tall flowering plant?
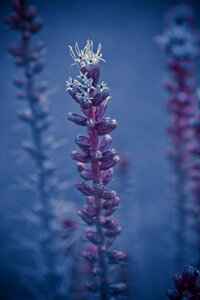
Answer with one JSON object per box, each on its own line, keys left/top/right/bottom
{"left": 156, "top": 4, "right": 200, "bottom": 268}
{"left": 66, "top": 40, "right": 126, "bottom": 299}
{"left": 5, "top": 1, "right": 71, "bottom": 298}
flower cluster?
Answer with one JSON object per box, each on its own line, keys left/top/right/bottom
{"left": 66, "top": 40, "right": 126, "bottom": 299}
{"left": 5, "top": 1, "right": 70, "bottom": 299}
{"left": 167, "top": 265, "right": 200, "bottom": 299}
{"left": 156, "top": 4, "right": 200, "bottom": 268}
{"left": 156, "top": 4, "right": 200, "bottom": 59}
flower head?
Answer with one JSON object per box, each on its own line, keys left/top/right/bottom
{"left": 69, "top": 40, "right": 105, "bottom": 67}
{"left": 156, "top": 5, "right": 200, "bottom": 59}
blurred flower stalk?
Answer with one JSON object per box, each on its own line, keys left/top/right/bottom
{"left": 5, "top": 1, "right": 76, "bottom": 299}
{"left": 66, "top": 40, "right": 126, "bottom": 299}
{"left": 156, "top": 4, "right": 200, "bottom": 268}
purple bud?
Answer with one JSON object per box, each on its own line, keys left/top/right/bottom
{"left": 107, "top": 250, "right": 126, "bottom": 264}
{"left": 76, "top": 162, "right": 87, "bottom": 172}
{"left": 91, "top": 267, "right": 99, "bottom": 275}
{"left": 79, "top": 205, "right": 97, "bottom": 225}
{"left": 103, "top": 196, "right": 120, "bottom": 210}
{"left": 99, "top": 135, "right": 112, "bottom": 152}
{"left": 95, "top": 102, "right": 108, "bottom": 119}
{"left": 101, "top": 148, "right": 118, "bottom": 162}
{"left": 82, "top": 251, "right": 98, "bottom": 263}
{"left": 100, "top": 155, "right": 120, "bottom": 170}
{"left": 92, "top": 89, "right": 109, "bottom": 106}
{"left": 95, "top": 117, "right": 117, "bottom": 135}
{"left": 102, "top": 169, "right": 113, "bottom": 185}
{"left": 75, "top": 181, "right": 94, "bottom": 196}
{"left": 86, "top": 229, "right": 101, "bottom": 245}
{"left": 71, "top": 150, "right": 91, "bottom": 163}
{"left": 80, "top": 169, "right": 93, "bottom": 180}
{"left": 110, "top": 283, "right": 126, "bottom": 295}
{"left": 75, "top": 134, "right": 91, "bottom": 147}
{"left": 102, "top": 189, "right": 117, "bottom": 200}
{"left": 86, "top": 196, "right": 95, "bottom": 206}
{"left": 68, "top": 112, "right": 87, "bottom": 126}
{"left": 18, "top": 108, "right": 32, "bottom": 122}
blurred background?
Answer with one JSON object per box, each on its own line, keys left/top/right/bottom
{"left": 0, "top": 0, "right": 200, "bottom": 299}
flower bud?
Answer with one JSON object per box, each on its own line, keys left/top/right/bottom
{"left": 75, "top": 181, "right": 94, "bottom": 196}
{"left": 68, "top": 112, "right": 87, "bottom": 126}
{"left": 79, "top": 205, "right": 97, "bottom": 225}
{"left": 80, "top": 169, "right": 93, "bottom": 181}
{"left": 76, "top": 162, "right": 87, "bottom": 172}
{"left": 95, "top": 117, "right": 117, "bottom": 135}
{"left": 100, "top": 155, "right": 120, "bottom": 170}
{"left": 110, "top": 283, "right": 126, "bottom": 295}
{"left": 102, "top": 169, "right": 113, "bottom": 185}
{"left": 92, "top": 89, "right": 109, "bottom": 106}
{"left": 101, "top": 148, "right": 118, "bottom": 162}
{"left": 18, "top": 108, "right": 33, "bottom": 122}
{"left": 75, "top": 134, "right": 91, "bottom": 147}
{"left": 102, "top": 189, "right": 117, "bottom": 200}
{"left": 103, "top": 196, "right": 120, "bottom": 210}
{"left": 99, "top": 135, "right": 112, "bottom": 152}
{"left": 107, "top": 250, "right": 126, "bottom": 264}
{"left": 86, "top": 229, "right": 101, "bottom": 245}
{"left": 95, "top": 102, "right": 108, "bottom": 119}
{"left": 71, "top": 150, "right": 91, "bottom": 163}
{"left": 82, "top": 251, "right": 98, "bottom": 263}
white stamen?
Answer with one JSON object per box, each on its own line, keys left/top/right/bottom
{"left": 68, "top": 40, "right": 105, "bottom": 67}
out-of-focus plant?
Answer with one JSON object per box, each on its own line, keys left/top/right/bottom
{"left": 167, "top": 265, "right": 200, "bottom": 299}
{"left": 156, "top": 4, "right": 200, "bottom": 268}
{"left": 66, "top": 40, "right": 127, "bottom": 299}
{"left": 188, "top": 96, "right": 200, "bottom": 268}
{"left": 5, "top": 1, "right": 76, "bottom": 299}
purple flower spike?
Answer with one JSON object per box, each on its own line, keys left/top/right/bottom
{"left": 66, "top": 40, "right": 126, "bottom": 299}
{"left": 167, "top": 266, "right": 200, "bottom": 299}
{"left": 156, "top": 4, "right": 200, "bottom": 268}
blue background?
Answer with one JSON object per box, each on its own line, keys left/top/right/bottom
{"left": 0, "top": 0, "right": 200, "bottom": 299}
